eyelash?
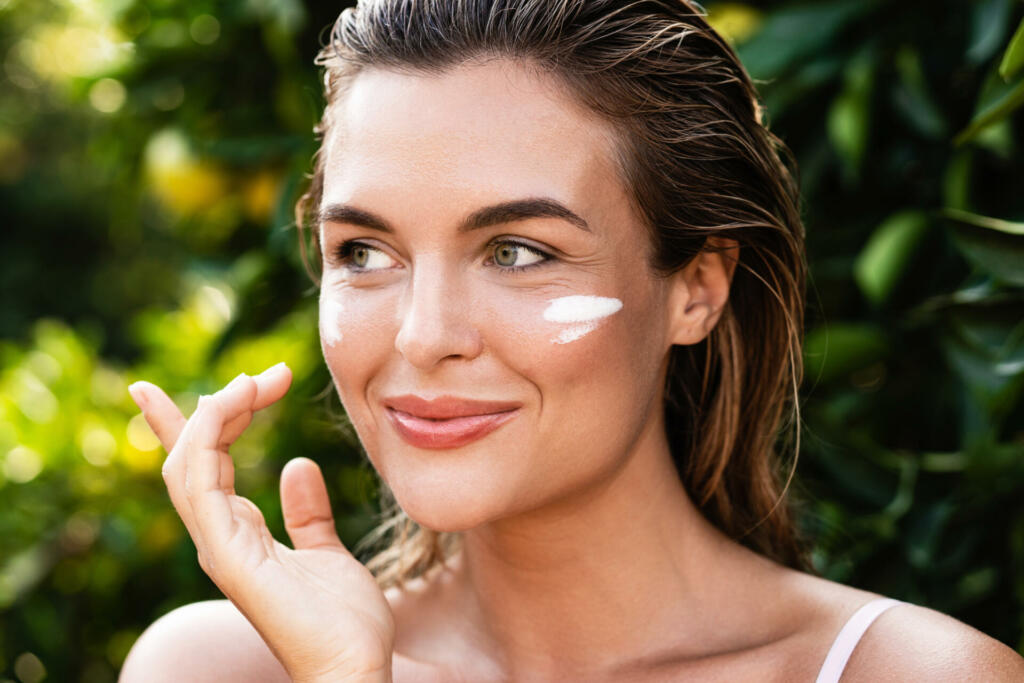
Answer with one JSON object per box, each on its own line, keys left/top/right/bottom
{"left": 330, "top": 239, "right": 553, "bottom": 275}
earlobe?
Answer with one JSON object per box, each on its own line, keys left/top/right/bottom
{"left": 665, "top": 236, "right": 740, "bottom": 347}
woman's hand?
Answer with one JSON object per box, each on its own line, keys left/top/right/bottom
{"left": 128, "top": 364, "right": 395, "bottom": 683}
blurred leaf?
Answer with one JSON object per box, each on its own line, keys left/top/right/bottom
{"left": 905, "top": 499, "right": 955, "bottom": 569}
{"left": 737, "top": 0, "right": 874, "bottom": 80}
{"left": 998, "top": 17, "right": 1024, "bottom": 81}
{"left": 942, "top": 208, "right": 1024, "bottom": 236}
{"left": 854, "top": 211, "right": 930, "bottom": 304}
{"left": 942, "top": 150, "right": 972, "bottom": 210}
{"left": 941, "top": 302, "right": 1024, "bottom": 427}
{"left": 954, "top": 66, "right": 1024, "bottom": 145}
{"left": 944, "top": 210, "right": 1024, "bottom": 285}
{"left": 828, "top": 47, "right": 874, "bottom": 182}
{"left": 967, "top": 0, "right": 1014, "bottom": 65}
{"left": 805, "top": 323, "right": 889, "bottom": 384}
{"left": 892, "top": 46, "right": 946, "bottom": 139}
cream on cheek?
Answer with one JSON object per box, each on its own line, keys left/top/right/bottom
{"left": 542, "top": 295, "right": 623, "bottom": 344}
{"left": 318, "top": 273, "right": 347, "bottom": 348}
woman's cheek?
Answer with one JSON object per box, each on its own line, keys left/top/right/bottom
{"left": 318, "top": 280, "right": 395, "bottom": 375}
{"left": 481, "top": 292, "right": 627, "bottom": 386}
{"left": 541, "top": 294, "right": 623, "bottom": 345}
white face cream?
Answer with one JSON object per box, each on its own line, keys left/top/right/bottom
{"left": 319, "top": 288, "right": 344, "bottom": 348}
{"left": 543, "top": 295, "right": 623, "bottom": 344}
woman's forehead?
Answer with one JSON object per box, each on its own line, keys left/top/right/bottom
{"left": 320, "top": 60, "right": 625, "bottom": 222}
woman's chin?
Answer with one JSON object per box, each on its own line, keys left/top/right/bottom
{"left": 387, "top": 482, "right": 505, "bottom": 533}
{"left": 398, "top": 497, "right": 494, "bottom": 533}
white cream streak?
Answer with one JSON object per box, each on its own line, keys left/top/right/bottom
{"left": 319, "top": 296, "right": 345, "bottom": 347}
{"left": 543, "top": 295, "right": 622, "bottom": 344}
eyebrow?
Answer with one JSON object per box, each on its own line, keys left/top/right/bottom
{"left": 317, "top": 197, "right": 591, "bottom": 235}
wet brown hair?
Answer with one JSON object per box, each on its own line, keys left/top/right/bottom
{"left": 295, "top": 0, "right": 810, "bottom": 588}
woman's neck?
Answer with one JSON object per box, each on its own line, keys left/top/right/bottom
{"left": 436, "top": 406, "right": 784, "bottom": 680}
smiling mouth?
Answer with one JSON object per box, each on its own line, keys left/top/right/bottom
{"left": 385, "top": 407, "right": 519, "bottom": 450}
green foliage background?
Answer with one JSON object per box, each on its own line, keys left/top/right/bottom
{"left": 0, "top": 0, "right": 1022, "bottom": 680}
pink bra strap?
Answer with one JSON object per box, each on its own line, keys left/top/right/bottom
{"left": 814, "top": 597, "right": 903, "bottom": 683}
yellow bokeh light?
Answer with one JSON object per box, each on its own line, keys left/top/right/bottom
{"left": 32, "top": 23, "right": 132, "bottom": 80}
{"left": 706, "top": 3, "right": 762, "bottom": 45}
{"left": 242, "top": 169, "right": 281, "bottom": 223}
{"left": 3, "top": 446, "right": 43, "bottom": 483}
{"left": 11, "top": 368, "right": 58, "bottom": 423}
{"left": 144, "top": 129, "right": 229, "bottom": 215}
{"left": 194, "top": 284, "right": 235, "bottom": 332}
{"left": 126, "top": 413, "right": 160, "bottom": 452}
{"left": 89, "top": 77, "right": 126, "bottom": 113}
{"left": 80, "top": 425, "right": 116, "bottom": 466}
{"left": 190, "top": 14, "right": 220, "bottom": 45}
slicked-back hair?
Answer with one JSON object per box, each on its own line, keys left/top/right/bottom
{"left": 295, "top": 0, "right": 811, "bottom": 589}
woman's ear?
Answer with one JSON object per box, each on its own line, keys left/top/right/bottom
{"left": 666, "top": 236, "right": 740, "bottom": 346}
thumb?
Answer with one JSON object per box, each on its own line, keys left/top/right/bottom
{"left": 280, "top": 457, "right": 347, "bottom": 552}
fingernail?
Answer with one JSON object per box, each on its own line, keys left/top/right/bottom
{"left": 227, "top": 372, "right": 248, "bottom": 388}
{"left": 128, "top": 383, "right": 148, "bottom": 411}
{"left": 263, "top": 361, "right": 288, "bottom": 375}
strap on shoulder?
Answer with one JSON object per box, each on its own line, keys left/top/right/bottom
{"left": 814, "top": 597, "right": 903, "bottom": 683}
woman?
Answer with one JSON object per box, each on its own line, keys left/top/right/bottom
{"left": 120, "top": 1, "right": 1024, "bottom": 681}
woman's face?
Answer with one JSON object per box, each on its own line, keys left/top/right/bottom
{"left": 318, "top": 59, "right": 676, "bottom": 531}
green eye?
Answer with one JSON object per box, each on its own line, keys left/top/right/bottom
{"left": 491, "top": 240, "right": 547, "bottom": 271}
{"left": 332, "top": 241, "right": 396, "bottom": 271}
{"left": 494, "top": 243, "right": 518, "bottom": 267}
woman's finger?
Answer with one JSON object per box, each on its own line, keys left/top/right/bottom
{"left": 252, "top": 362, "right": 292, "bottom": 410}
{"left": 128, "top": 362, "right": 292, "bottom": 453}
{"left": 163, "top": 402, "right": 211, "bottom": 563}
{"left": 184, "top": 395, "right": 239, "bottom": 570}
{"left": 128, "top": 381, "right": 186, "bottom": 453}
{"left": 280, "top": 457, "right": 348, "bottom": 552}
{"left": 219, "top": 363, "right": 292, "bottom": 444}
{"left": 165, "top": 373, "right": 253, "bottom": 560}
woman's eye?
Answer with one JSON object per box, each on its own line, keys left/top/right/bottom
{"left": 489, "top": 240, "right": 550, "bottom": 272}
{"left": 332, "top": 241, "right": 397, "bottom": 272}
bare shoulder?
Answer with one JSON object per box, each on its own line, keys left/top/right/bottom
{"left": 119, "top": 599, "right": 289, "bottom": 683}
{"left": 842, "top": 600, "right": 1024, "bottom": 682}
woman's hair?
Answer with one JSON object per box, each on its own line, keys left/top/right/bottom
{"left": 294, "top": 0, "right": 810, "bottom": 588}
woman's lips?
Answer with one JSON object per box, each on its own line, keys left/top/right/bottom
{"left": 385, "top": 406, "right": 519, "bottom": 449}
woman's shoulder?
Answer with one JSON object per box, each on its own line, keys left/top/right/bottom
{"left": 786, "top": 571, "right": 1024, "bottom": 682}
{"left": 119, "top": 599, "right": 290, "bottom": 682}
{"left": 838, "top": 597, "right": 1024, "bottom": 681}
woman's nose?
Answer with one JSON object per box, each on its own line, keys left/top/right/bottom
{"left": 393, "top": 261, "right": 483, "bottom": 369}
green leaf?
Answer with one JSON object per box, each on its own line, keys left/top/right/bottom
{"left": 942, "top": 150, "right": 973, "bottom": 210}
{"left": 954, "top": 67, "right": 1024, "bottom": 145}
{"left": 854, "top": 211, "right": 930, "bottom": 304}
{"left": 944, "top": 211, "right": 1024, "bottom": 285}
{"left": 967, "top": 0, "right": 1014, "bottom": 65}
{"left": 804, "top": 323, "right": 888, "bottom": 384}
{"left": 737, "top": 0, "right": 875, "bottom": 80}
{"left": 892, "top": 46, "right": 946, "bottom": 139}
{"left": 827, "top": 48, "right": 875, "bottom": 182}
{"left": 999, "top": 17, "right": 1024, "bottom": 81}
{"left": 941, "top": 208, "right": 1024, "bottom": 235}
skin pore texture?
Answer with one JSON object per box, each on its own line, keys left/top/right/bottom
{"left": 310, "top": 58, "right": 1022, "bottom": 682}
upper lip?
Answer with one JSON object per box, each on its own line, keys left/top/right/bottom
{"left": 383, "top": 394, "right": 522, "bottom": 419}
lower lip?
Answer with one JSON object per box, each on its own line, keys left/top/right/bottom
{"left": 385, "top": 407, "right": 519, "bottom": 449}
